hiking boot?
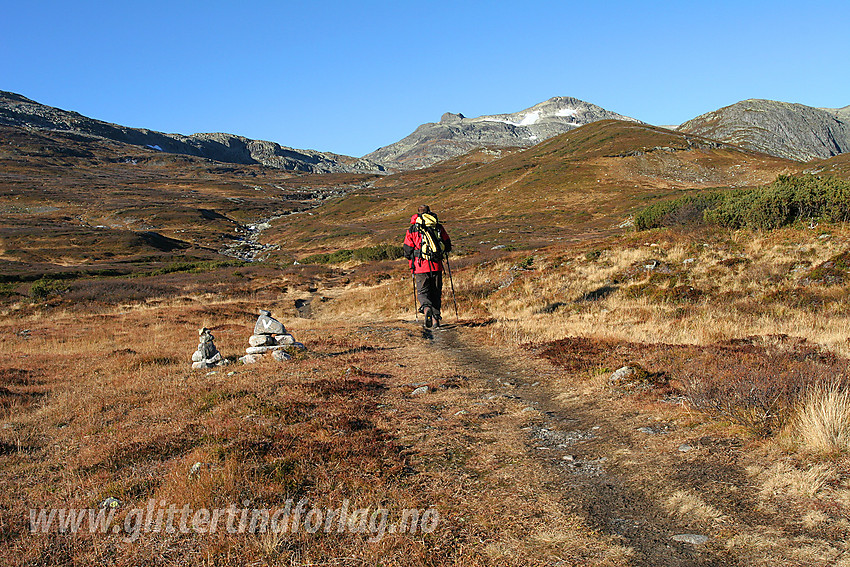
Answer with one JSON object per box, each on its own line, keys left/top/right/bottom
{"left": 424, "top": 307, "right": 433, "bottom": 328}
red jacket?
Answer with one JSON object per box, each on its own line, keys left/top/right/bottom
{"left": 403, "top": 214, "right": 452, "bottom": 274}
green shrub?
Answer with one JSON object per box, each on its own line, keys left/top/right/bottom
{"left": 144, "top": 260, "right": 245, "bottom": 277}
{"left": 352, "top": 244, "right": 404, "bottom": 262}
{"left": 635, "top": 175, "right": 850, "bottom": 231}
{"left": 706, "top": 175, "right": 850, "bottom": 230}
{"left": 0, "top": 282, "right": 19, "bottom": 297}
{"left": 301, "top": 250, "right": 354, "bottom": 264}
{"left": 634, "top": 192, "right": 724, "bottom": 230}
{"left": 30, "top": 277, "right": 69, "bottom": 300}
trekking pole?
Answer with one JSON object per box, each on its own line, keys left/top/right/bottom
{"left": 411, "top": 272, "right": 418, "bottom": 321}
{"left": 444, "top": 254, "right": 460, "bottom": 323}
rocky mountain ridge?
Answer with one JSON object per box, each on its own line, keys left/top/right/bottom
{"left": 678, "top": 99, "right": 850, "bottom": 162}
{"left": 363, "top": 96, "right": 641, "bottom": 170}
{"left": 0, "top": 91, "right": 384, "bottom": 174}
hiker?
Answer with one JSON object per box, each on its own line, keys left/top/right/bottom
{"left": 403, "top": 205, "right": 452, "bottom": 328}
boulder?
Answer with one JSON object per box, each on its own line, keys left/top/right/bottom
{"left": 245, "top": 345, "right": 286, "bottom": 355}
{"left": 198, "top": 341, "right": 218, "bottom": 360}
{"left": 609, "top": 366, "right": 637, "bottom": 385}
{"left": 671, "top": 534, "right": 709, "bottom": 545}
{"left": 254, "top": 309, "right": 285, "bottom": 335}
{"left": 273, "top": 334, "right": 295, "bottom": 345}
{"left": 249, "top": 334, "right": 275, "bottom": 347}
{"left": 272, "top": 349, "right": 292, "bottom": 362}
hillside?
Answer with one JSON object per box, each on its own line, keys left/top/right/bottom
{"left": 0, "top": 91, "right": 385, "bottom": 174}
{"left": 679, "top": 99, "right": 850, "bottom": 161}
{"left": 268, "top": 120, "right": 797, "bottom": 257}
{"left": 7, "top": 95, "right": 850, "bottom": 567}
{"left": 0, "top": 124, "right": 376, "bottom": 274}
{"left": 363, "top": 96, "right": 640, "bottom": 170}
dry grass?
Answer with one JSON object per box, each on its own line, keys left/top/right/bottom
{"left": 664, "top": 490, "right": 727, "bottom": 524}
{"left": 757, "top": 461, "right": 839, "bottom": 500}
{"left": 0, "top": 281, "right": 639, "bottom": 566}
{"left": 460, "top": 225, "right": 850, "bottom": 357}
{"left": 796, "top": 383, "right": 850, "bottom": 453}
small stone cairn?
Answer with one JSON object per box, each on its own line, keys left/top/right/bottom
{"left": 191, "top": 328, "right": 228, "bottom": 370}
{"left": 238, "top": 309, "right": 305, "bottom": 364}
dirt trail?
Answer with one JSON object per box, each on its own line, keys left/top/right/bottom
{"left": 425, "top": 324, "right": 733, "bottom": 567}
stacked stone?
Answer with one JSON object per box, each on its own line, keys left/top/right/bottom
{"left": 238, "top": 309, "right": 305, "bottom": 364}
{"left": 191, "top": 328, "right": 228, "bottom": 369}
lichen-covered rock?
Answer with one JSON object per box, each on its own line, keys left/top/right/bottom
{"left": 272, "top": 349, "right": 291, "bottom": 362}
{"left": 609, "top": 366, "right": 637, "bottom": 385}
{"left": 245, "top": 345, "right": 286, "bottom": 355}
{"left": 254, "top": 309, "right": 285, "bottom": 335}
{"left": 249, "top": 334, "right": 275, "bottom": 347}
{"left": 273, "top": 333, "right": 295, "bottom": 345}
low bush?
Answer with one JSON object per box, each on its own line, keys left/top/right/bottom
{"left": 143, "top": 260, "right": 246, "bottom": 277}
{"left": 29, "top": 277, "right": 69, "bottom": 301}
{"left": 707, "top": 175, "right": 850, "bottom": 229}
{"left": 352, "top": 244, "right": 404, "bottom": 262}
{"left": 681, "top": 338, "right": 847, "bottom": 437}
{"left": 0, "top": 282, "right": 19, "bottom": 297}
{"left": 634, "top": 192, "right": 724, "bottom": 230}
{"left": 540, "top": 335, "right": 847, "bottom": 438}
{"left": 635, "top": 175, "right": 850, "bottom": 231}
{"left": 64, "top": 280, "right": 178, "bottom": 304}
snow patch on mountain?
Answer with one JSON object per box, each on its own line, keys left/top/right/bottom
{"left": 483, "top": 111, "right": 540, "bottom": 127}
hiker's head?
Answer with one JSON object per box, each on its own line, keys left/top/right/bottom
{"left": 418, "top": 205, "right": 431, "bottom": 215}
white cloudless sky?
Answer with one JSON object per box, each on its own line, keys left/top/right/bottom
{"left": 2, "top": 0, "right": 848, "bottom": 157}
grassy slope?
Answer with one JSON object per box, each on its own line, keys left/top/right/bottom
{"left": 0, "top": 125, "right": 375, "bottom": 270}
{"left": 4, "top": 119, "right": 850, "bottom": 565}
{"left": 265, "top": 120, "right": 797, "bottom": 258}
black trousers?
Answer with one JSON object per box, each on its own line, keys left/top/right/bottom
{"left": 414, "top": 272, "right": 443, "bottom": 317}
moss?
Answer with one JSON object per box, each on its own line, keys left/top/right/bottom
{"left": 805, "top": 250, "right": 850, "bottom": 285}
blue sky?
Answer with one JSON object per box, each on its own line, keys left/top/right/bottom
{"left": 2, "top": 0, "right": 848, "bottom": 157}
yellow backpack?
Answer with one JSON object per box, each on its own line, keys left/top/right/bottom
{"left": 415, "top": 213, "right": 445, "bottom": 262}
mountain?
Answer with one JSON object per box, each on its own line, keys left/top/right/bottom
{"left": 0, "top": 91, "right": 384, "bottom": 174}
{"left": 363, "top": 96, "right": 640, "bottom": 171}
{"left": 269, "top": 119, "right": 797, "bottom": 257}
{"left": 678, "top": 99, "right": 850, "bottom": 162}
{"left": 0, "top": 122, "right": 376, "bottom": 269}
{"left": 824, "top": 105, "right": 850, "bottom": 121}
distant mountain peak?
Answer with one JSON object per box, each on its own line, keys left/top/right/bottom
{"left": 0, "top": 90, "right": 385, "bottom": 174}
{"left": 679, "top": 99, "right": 850, "bottom": 162}
{"left": 364, "top": 97, "right": 640, "bottom": 170}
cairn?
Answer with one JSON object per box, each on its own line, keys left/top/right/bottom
{"left": 238, "top": 309, "right": 305, "bottom": 364}
{"left": 191, "top": 328, "right": 228, "bottom": 369}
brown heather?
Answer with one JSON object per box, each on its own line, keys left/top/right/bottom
{"left": 5, "top": 118, "right": 850, "bottom": 565}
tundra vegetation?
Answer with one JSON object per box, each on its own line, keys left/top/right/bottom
{"left": 3, "top": 120, "right": 850, "bottom": 566}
